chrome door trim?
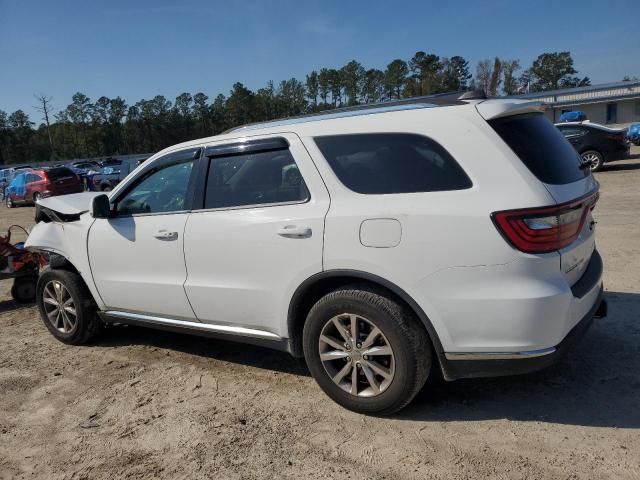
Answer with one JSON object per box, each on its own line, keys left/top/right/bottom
{"left": 103, "top": 310, "right": 281, "bottom": 340}
{"left": 444, "top": 347, "right": 556, "bottom": 361}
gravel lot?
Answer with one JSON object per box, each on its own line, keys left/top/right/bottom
{"left": 1, "top": 149, "right": 639, "bottom": 479}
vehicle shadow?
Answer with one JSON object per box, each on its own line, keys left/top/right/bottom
{"left": 602, "top": 158, "right": 640, "bottom": 172}
{"left": 398, "top": 291, "right": 640, "bottom": 429}
{"left": 0, "top": 299, "right": 34, "bottom": 314}
{"left": 94, "top": 324, "right": 310, "bottom": 377}
{"left": 91, "top": 291, "right": 639, "bottom": 428}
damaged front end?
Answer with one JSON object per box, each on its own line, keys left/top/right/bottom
{"left": 25, "top": 192, "right": 106, "bottom": 309}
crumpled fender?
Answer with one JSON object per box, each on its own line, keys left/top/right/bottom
{"left": 25, "top": 206, "right": 105, "bottom": 309}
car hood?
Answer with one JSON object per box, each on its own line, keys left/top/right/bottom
{"left": 37, "top": 192, "right": 102, "bottom": 215}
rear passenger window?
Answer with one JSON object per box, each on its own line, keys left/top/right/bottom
{"left": 204, "top": 149, "right": 309, "bottom": 209}
{"left": 314, "top": 133, "right": 471, "bottom": 194}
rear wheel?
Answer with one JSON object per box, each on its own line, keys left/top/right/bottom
{"left": 6, "top": 196, "right": 14, "bottom": 208}
{"left": 36, "top": 269, "right": 102, "bottom": 345}
{"left": 33, "top": 191, "right": 41, "bottom": 203}
{"left": 303, "top": 286, "right": 431, "bottom": 414}
{"left": 581, "top": 150, "right": 604, "bottom": 172}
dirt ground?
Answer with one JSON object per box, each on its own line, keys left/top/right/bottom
{"left": 1, "top": 150, "right": 639, "bottom": 480}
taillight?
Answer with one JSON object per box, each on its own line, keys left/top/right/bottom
{"left": 492, "top": 191, "right": 598, "bottom": 253}
{"left": 606, "top": 133, "right": 624, "bottom": 141}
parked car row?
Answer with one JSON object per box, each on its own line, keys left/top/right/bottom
{"left": 1, "top": 157, "right": 147, "bottom": 207}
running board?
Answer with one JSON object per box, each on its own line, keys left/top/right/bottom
{"left": 98, "top": 311, "right": 292, "bottom": 353}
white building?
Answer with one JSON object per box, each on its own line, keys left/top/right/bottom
{"left": 516, "top": 80, "right": 640, "bottom": 126}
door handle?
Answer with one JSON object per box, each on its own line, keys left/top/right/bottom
{"left": 277, "top": 225, "right": 312, "bottom": 238}
{"left": 154, "top": 230, "right": 178, "bottom": 240}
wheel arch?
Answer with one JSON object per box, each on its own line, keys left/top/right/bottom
{"left": 287, "top": 270, "right": 446, "bottom": 365}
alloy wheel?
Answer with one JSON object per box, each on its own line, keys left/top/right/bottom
{"left": 318, "top": 313, "right": 395, "bottom": 397}
{"left": 581, "top": 152, "right": 601, "bottom": 170}
{"left": 42, "top": 280, "right": 78, "bottom": 333}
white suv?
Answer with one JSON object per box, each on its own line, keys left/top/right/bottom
{"left": 26, "top": 93, "right": 606, "bottom": 414}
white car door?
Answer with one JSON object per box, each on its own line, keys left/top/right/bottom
{"left": 183, "top": 134, "right": 330, "bottom": 337}
{"left": 88, "top": 148, "right": 200, "bottom": 319}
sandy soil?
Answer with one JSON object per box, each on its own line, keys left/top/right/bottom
{"left": 1, "top": 149, "right": 639, "bottom": 479}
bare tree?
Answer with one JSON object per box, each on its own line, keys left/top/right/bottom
{"left": 475, "top": 59, "right": 492, "bottom": 94}
{"left": 34, "top": 93, "right": 56, "bottom": 159}
{"left": 488, "top": 58, "right": 503, "bottom": 97}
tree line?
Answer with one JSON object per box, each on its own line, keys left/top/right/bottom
{"left": 0, "top": 50, "right": 593, "bottom": 164}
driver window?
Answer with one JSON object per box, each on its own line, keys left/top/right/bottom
{"left": 116, "top": 154, "right": 196, "bottom": 216}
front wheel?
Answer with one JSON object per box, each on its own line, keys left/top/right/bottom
{"left": 36, "top": 269, "right": 103, "bottom": 345}
{"left": 581, "top": 150, "right": 604, "bottom": 172}
{"left": 6, "top": 196, "right": 14, "bottom": 208}
{"left": 303, "top": 286, "right": 431, "bottom": 414}
{"left": 33, "top": 191, "right": 42, "bottom": 203}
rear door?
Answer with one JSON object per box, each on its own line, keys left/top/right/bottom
{"left": 485, "top": 111, "right": 599, "bottom": 285}
{"left": 183, "top": 133, "right": 330, "bottom": 336}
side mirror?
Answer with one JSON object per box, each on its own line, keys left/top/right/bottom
{"left": 92, "top": 194, "right": 111, "bottom": 219}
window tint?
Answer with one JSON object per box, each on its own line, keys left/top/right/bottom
{"left": 116, "top": 155, "right": 195, "bottom": 215}
{"left": 558, "top": 127, "right": 584, "bottom": 137}
{"left": 204, "top": 149, "right": 309, "bottom": 209}
{"left": 46, "top": 167, "right": 75, "bottom": 180}
{"left": 489, "top": 113, "right": 588, "bottom": 185}
{"left": 314, "top": 133, "right": 471, "bottom": 194}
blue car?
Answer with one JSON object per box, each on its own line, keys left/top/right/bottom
{"left": 559, "top": 110, "right": 587, "bottom": 122}
{"left": 627, "top": 123, "right": 640, "bottom": 146}
{"left": 67, "top": 161, "right": 102, "bottom": 190}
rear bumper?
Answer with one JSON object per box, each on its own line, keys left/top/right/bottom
{"left": 603, "top": 144, "right": 631, "bottom": 162}
{"left": 440, "top": 287, "right": 605, "bottom": 380}
{"left": 43, "top": 185, "right": 84, "bottom": 197}
{"left": 437, "top": 249, "right": 605, "bottom": 380}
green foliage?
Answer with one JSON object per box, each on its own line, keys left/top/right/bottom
{"left": 0, "top": 50, "right": 592, "bottom": 165}
{"left": 530, "top": 51, "right": 577, "bottom": 91}
{"left": 384, "top": 59, "right": 409, "bottom": 99}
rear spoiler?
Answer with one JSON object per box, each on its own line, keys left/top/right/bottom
{"left": 476, "top": 100, "right": 546, "bottom": 121}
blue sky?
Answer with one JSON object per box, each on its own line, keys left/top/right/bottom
{"left": 1, "top": 0, "right": 638, "bottom": 122}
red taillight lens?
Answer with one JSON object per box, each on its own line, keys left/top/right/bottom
{"left": 492, "top": 191, "right": 598, "bottom": 253}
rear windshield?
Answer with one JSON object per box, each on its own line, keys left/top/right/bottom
{"left": 489, "top": 113, "right": 588, "bottom": 185}
{"left": 314, "top": 133, "right": 472, "bottom": 194}
{"left": 46, "top": 167, "right": 76, "bottom": 180}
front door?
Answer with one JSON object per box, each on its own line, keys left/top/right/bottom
{"left": 183, "top": 134, "right": 330, "bottom": 336}
{"left": 88, "top": 148, "right": 200, "bottom": 319}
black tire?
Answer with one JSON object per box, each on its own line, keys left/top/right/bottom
{"left": 36, "top": 269, "right": 102, "bottom": 345}
{"left": 11, "top": 276, "right": 37, "bottom": 304}
{"left": 101, "top": 185, "right": 112, "bottom": 192}
{"left": 6, "top": 196, "right": 14, "bottom": 208}
{"left": 303, "top": 285, "right": 431, "bottom": 415}
{"left": 581, "top": 150, "right": 604, "bottom": 172}
{"left": 33, "top": 191, "right": 42, "bottom": 203}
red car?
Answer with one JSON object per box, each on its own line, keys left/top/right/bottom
{"left": 5, "top": 167, "right": 84, "bottom": 207}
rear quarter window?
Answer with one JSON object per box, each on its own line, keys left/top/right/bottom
{"left": 314, "top": 133, "right": 472, "bottom": 194}
{"left": 489, "top": 113, "right": 588, "bottom": 185}
{"left": 46, "top": 167, "right": 76, "bottom": 180}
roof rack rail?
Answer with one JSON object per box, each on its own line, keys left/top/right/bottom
{"left": 224, "top": 90, "right": 487, "bottom": 134}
